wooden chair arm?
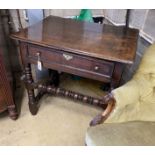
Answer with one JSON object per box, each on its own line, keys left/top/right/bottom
{"left": 89, "top": 93, "right": 115, "bottom": 126}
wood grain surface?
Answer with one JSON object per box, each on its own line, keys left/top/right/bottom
{"left": 11, "top": 15, "right": 139, "bottom": 64}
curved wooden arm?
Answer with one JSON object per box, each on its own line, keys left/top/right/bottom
{"left": 89, "top": 93, "right": 115, "bottom": 126}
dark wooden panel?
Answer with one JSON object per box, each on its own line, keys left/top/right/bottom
{"left": 0, "top": 86, "right": 7, "bottom": 112}
{"left": 28, "top": 44, "right": 114, "bottom": 82}
{"left": 29, "top": 58, "right": 111, "bottom": 83}
{"left": 0, "top": 53, "right": 18, "bottom": 119}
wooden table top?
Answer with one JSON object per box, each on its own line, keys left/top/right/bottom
{"left": 11, "top": 15, "right": 139, "bottom": 64}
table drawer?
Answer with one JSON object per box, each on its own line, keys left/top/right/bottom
{"left": 61, "top": 53, "right": 114, "bottom": 77}
{"left": 28, "top": 45, "right": 114, "bottom": 79}
{"left": 28, "top": 45, "right": 62, "bottom": 64}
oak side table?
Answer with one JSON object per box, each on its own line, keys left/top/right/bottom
{"left": 11, "top": 15, "right": 138, "bottom": 125}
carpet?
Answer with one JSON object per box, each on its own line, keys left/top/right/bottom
{"left": 0, "top": 73, "right": 104, "bottom": 145}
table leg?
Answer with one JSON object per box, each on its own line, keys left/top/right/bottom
{"left": 25, "top": 64, "right": 38, "bottom": 115}
{"left": 48, "top": 69, "right": 60, "bottom": 87}
{"left": 8, "top": 105, "right": 18, "bottom": 120}
{"left": 111, "top": 63, "right": 124, "bottom": 90}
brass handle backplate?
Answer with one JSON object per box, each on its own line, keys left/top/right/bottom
{"left": 63, "top": 53, "right": 73, "bottom": 61}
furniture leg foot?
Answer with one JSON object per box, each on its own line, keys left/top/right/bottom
{"left": 8, "top": 105, "right": 18, "bottom": 120}
{"left": 28, "top": 101, "right": 38, "bottom": 115}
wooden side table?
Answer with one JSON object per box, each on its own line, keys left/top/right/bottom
{"left": 11, "top": 15, "right": 138, "bottom": 125}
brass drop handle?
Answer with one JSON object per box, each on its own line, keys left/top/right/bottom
{"left": 36, "top": 52, "right": 41, "bottom": 59}
{"left": 63, "top": 53, "right": 73, "bottom": 61}
{"left": 94, "top": 66, "right": 99, "bottom": 71}
{"left": 36, "top": 52, "right": 42, "bottom": 71}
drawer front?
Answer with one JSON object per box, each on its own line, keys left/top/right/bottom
{"left": 28, "top": 45, "right": 63, "bottom": 64}
{"left": 61, "top": 53, "right": 114, "bottom": 77}
{"left": 28, "top": 45, "right": 114, "bottom": 80}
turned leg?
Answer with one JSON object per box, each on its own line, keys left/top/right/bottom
{"left": 8, "top": 105, "right": 18, "bottom": 120}
{"left": 48, "top": 69, "right": 60, "bottom": 87}
{"left": 25, "top": 64, "right": 38, "bottom": 115}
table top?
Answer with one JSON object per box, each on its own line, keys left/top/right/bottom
{"left": 11, "top": 15, "right": 139, "bottom": 64}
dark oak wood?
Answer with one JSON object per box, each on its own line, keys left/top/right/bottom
{"left": 0, "top": 53, "right": 18, "bottom": 119}
{"left": 39, "top": 84, "right": 107, "bottom": 108}
{"left": 28, "top": 44, "right": 114, "bottom": 83}
{"left": 0, "top": 10, "right": 18, "bottom": 120}
{"left": 11, "top": 15, "right": 139, "bottom": 64}
{"left": 111, "top": 62, "right": 125, "bottom": 90}
{"left": 90, "top": 93, "right": 115, "bottom": 126}
{"left": 25, "top": 64, "right": 38, "bottom": 115}
{"left": 10, "top": 15, "right": 138, "bottom": 125}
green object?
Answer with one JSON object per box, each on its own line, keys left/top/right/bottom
{"left": 74, "top": 9, "right": 93, "bottom": 22}
{"left": 86, "top": 121, "right": 155, "bottom": 145}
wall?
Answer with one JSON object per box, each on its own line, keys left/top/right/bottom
{"left": 44, "top": 9, "right": 104, "bottom": 17}
{"left": 104, "top": 9, "right": 127, "bottom": 25}
{"left": 9, "top": 9, "right": 104, "bottom": 31}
